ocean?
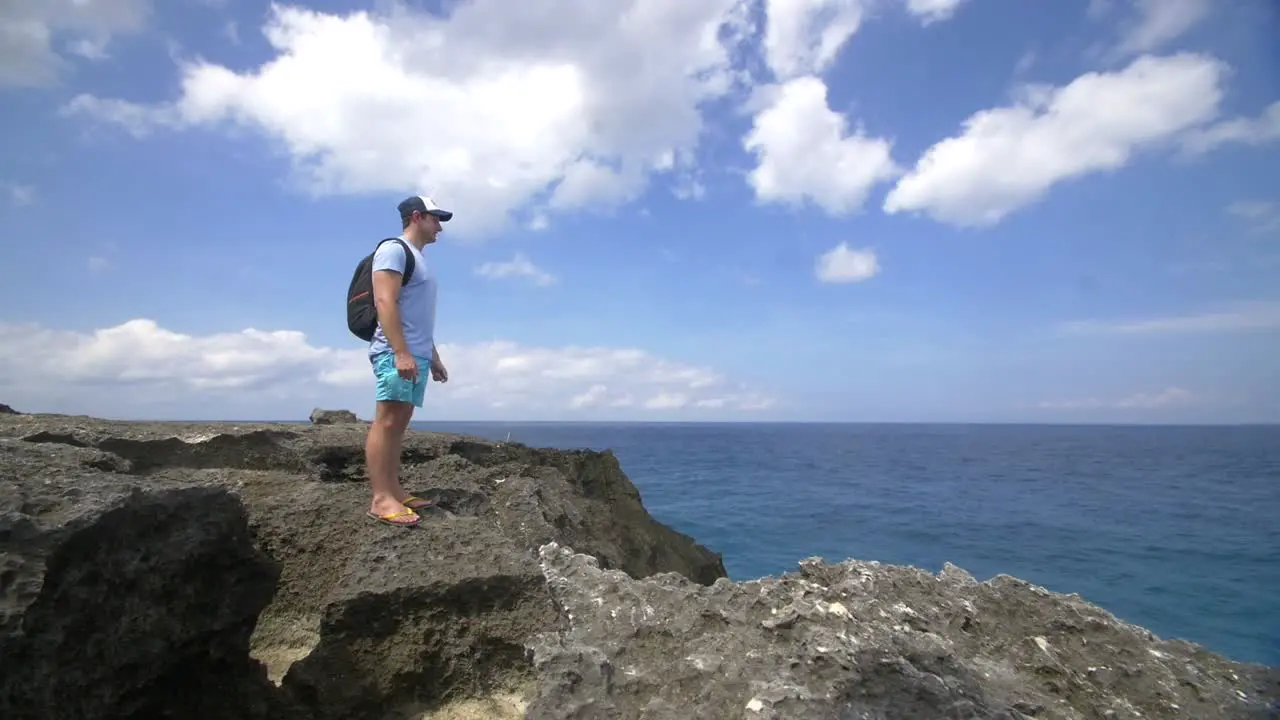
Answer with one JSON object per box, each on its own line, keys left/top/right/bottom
{"left": 412, "top": 420, "right": 1280, "bottom": 667}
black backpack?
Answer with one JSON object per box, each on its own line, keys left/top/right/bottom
{"left": 346, "top": 237, "right": 416, "bottom": 341}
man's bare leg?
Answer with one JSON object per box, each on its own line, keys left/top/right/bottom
{"left": 366, "top": 400, "right": 415, "bottom": 520}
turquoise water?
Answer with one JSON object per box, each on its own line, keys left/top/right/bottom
{"left": 413, "top": 421, "right": 1280, "bottom": 666}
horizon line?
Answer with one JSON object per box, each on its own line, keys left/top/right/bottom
{"left": 24, "top": 414, "right": 1278, "bottom": 429}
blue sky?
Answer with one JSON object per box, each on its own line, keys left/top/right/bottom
{"left": 0, "top": 0, "right": 1277, "bottom": 423}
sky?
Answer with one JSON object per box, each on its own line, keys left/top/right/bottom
{"left": 0, "top": 0, "right": 1278, "bottom": 424}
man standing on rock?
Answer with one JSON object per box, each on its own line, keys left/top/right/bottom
{"left": 364, "top": 195, "right": 451, "bottom": 527}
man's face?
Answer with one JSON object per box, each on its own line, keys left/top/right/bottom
{"left": 416, "top": 211, "right": 442, "bottom": 241}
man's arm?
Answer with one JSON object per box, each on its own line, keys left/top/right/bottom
{"left": 371, "top": 242, "right": 418, "bottom": 381}
{"left": 429, "top": 343, "right": 448, "bottom": 382}
{"left": 372, "top": 268, "right": 408, "bottom": 353}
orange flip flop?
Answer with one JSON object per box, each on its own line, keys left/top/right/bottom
{"left": 403, "top": 495, "right": 436, "bottom": 511}
{"left": 366, "top": 508, "right": 421, "bottom": 527}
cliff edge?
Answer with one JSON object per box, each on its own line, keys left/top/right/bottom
{"left": 0, "top": 410, "right": 1275, "bottom": 720}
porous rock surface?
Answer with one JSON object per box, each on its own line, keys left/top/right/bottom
{"left": 527, "top": 545, "right": 1279, "bottom": 719}
{"left": 0, "top": 410, "right": 724, "bottom": 719}
{"left": 1, "top": 409, "right": 1276, "bottom": 720}
{"left": 0, "top": 435, "right": 284, "bottom": 719}
{"left": 310, "top": 407, "right": 360, "bottom": 425}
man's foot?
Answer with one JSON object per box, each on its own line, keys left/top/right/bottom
{"left": 367, "top": 496, "right": 420, "bottom": 527}
{"left": 367, "top": 507, "right": 420, "bottom": 527}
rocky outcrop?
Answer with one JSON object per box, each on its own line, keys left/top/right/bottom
{"left": 528, "top": 545, "right": 1279, "bottom": 719}
{"left": 0, "top": 403, "right": 18, "bottom": 414}
{"left": 1, "top": 409, "right": 1276, "bottom": 720}
{"left": 0, "top": 411, "right": 724, "bottom": 719}
{"left": 310, "top": 408, "right": 359, "bottom": 424}
{"left": 0, "top": 437, "right": 286, "bottom": 720}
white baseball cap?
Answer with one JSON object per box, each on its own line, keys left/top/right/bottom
{"left": 397, "top": 195, "right": 452, "bottom": 222}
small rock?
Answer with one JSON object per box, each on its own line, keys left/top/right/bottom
{"left": 762, "top": 605, "right": 800, "bottom": 630}
{"left": 309, "top": 408, "right": 359, "bottom": 425}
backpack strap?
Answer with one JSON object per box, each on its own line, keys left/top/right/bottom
{"left": 396, "top": 238, "right": 416, "bottom": 285}
{"left": 376, "top": 237, "right": 416, "bottom": 286}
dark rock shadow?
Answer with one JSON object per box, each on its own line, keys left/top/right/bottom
{"left": 413, "top": 487, "right": 491, "bottom": 517}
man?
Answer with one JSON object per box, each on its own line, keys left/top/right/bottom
{"left": 364, "top": 195, "right": 452, "bottom": 527}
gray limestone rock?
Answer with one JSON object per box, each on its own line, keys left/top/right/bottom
{"left": 1, "top": 411, "right": 1275, "bottom": 720}
{"left": 525, "top": 545, "right": 1280, "bottom": 720}
{"left": 309, "top": 408, "right": 360, "bottom": 425}
{"left": 0, "top": 412, "right": 725, "bottom": 719}
{"left": 0, "top": 438, "right": 284, "bottom": 720}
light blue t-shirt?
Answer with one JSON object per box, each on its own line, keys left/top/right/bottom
{"left": 368, "top": 238, "right": 437, "bottom": 359}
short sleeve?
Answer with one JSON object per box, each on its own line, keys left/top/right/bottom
{"left": 371, "top": 241, "right": 407, "bottom": 275}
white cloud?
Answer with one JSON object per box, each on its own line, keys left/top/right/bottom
{"left": 643, "top": 392, "right": 689, "bottom": 410}
{"left": 0, "top": 0, "right": 149, "bottom": 87}
{"left": 815, "top": 242, "right": 879, "bottom": 283}
{"left": 547, "top": 159, "right": 646, "bottom": 211}
{"left": 743, "top": 75, "right": 899, "bottom": 215}
{"left": 883, "top": 52, "right": 1227, "bottom": 227}
{"left": 9, "top": 184, "right": 35, "bottom": 207}
{"left": 1087, "top": 0, "right": 1115, "bottom": 19}
{"left": 1227, "top": 200, "right": 1280, "bottom": 236}
{"left": 61, "top": 94, "right": 169, "bottom": 138}
{"left": 66, "top": 37, "right": 111, "bottom": 62}
{"left": 88, "top": 257, "right": 111, "bottom": 274}
{"left": 1059, "top": 300, "right": 1280, "bottom": 335}
{"left": 1013, "top": 51, "right": 1036, "bottom": 77}
{"left": 1038, "top": 387, "right": 1194, "bottom": 411}
{"left": 762, "top": 0, "right": 865, "bottom": 80}
{"left": 904, "top": 0, "right": 967, "bottom": 25}
{"left": 672, "top": 173, "right": 707, "bottom": 201}
{"left": 0, "top": 318, "right": 774, "bottom": 419}
{"left": 475, "top": 253, "right": 558, "bottom": 287}
{"left": 1114, "top": 0, "right": 1211, "bottom": 56}
{"left": 60, "top": 1, "right": 754, "bottom": 237}
{"left": 1180, "top": 101, "right": 1280, "bottom": 155}
{"left": 569, "top": 384, "right": 608, "bottom": 409}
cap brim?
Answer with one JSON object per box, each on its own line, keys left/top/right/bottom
{"left": 428, "top": 210, "right": 453, "bottom": 222}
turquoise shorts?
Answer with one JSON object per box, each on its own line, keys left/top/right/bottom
{"left": 370, "top": 351, "right": 429, "bottom": 407}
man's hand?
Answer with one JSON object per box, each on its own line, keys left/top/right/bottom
{"left": 430, "top": 358, "right": 448, "bottom": 383}
{"left": 394, "top": 351, "right": 419, "bottom": 382}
